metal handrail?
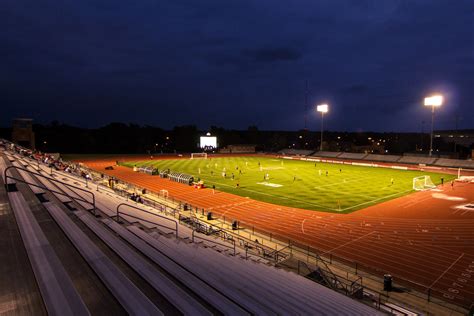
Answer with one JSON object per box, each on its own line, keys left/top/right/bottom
{"left": 191, "top": 229, "right": 236, "bottom": 256}
{"left": 4, "top": 165, "right": 97, "bottom": 216}
{"left": 116, "top": 203, "right": 178, "bottom": 238}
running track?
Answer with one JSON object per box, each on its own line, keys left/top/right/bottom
{"left": 81, "top": 156, "right": 474, "bottom": 308}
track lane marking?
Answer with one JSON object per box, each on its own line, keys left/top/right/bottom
{"left": 428, "top": 252, "right": 465, "bottom": 289}
{"left": 321, "top": 231, "right": 376, "bottom": 256}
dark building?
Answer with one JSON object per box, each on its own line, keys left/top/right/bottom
{"left": 12, "top": 118, "right": 35, "bottom": 149}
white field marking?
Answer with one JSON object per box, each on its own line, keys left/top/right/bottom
{"left": 452, "top": 203, "right": 474, "bottom": 212}
{"left": 428, "top": 253, "right": 465, "bottom": 289}
{"left": 431, "top": 193, "right": 466, "bottom": 202}
{"left": 301, "top": 219, "right": 307, "bottom": 234}
{"left": 401, "top": 195, "right": 434, "bottom": 208}
{"left": 256, "top": 182, "right": 283, "bottom": 188}
{"left": 208, "top": 199, "right": 255, "bottom": 211}
{"left": 321, "top": 231, "right": 376, "bottom": 255}
{"left": 340, "top": 190, "right": 413, "bottom": 212}
{"left": 398, "top": 193, "right": 432, "bottom": 208}
{"left": 313, "top": 175, "right": 374, "bottom": 189}
{"left": 312, "top": 186, "right": 379, "bottom": 200}
{"left": 204, "top": 179, "right": 338, "bottom": 211}
{"left": 262, "top": 166, "right": 285, "bottom": 171}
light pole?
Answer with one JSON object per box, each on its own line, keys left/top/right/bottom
{"left": 316, "top": 104, "right": 328, "bottom": 151}
{"left": 424, "top": 95, "right": 443, "bottom": 157}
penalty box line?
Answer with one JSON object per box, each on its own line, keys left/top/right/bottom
{"left": 339, "top": 189, "right": 413, "bottom": 212}
{"left": 204, "top": 179, "right": 339, "bottom": 212}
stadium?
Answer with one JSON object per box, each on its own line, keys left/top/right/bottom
{"left": 2, "top": 1, "right": 474, "bottom": 315}
{"left": 2, "top": 131, "right": 473, "bottom": 315}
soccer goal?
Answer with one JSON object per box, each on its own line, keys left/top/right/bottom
{"left": 413, "top": 176, "right": 437, "bottom": 191}
{"left": 191, "top": 153, "right": 207, "bottom": 159}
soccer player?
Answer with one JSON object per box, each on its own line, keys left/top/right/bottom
{"left": 391, "top": 178, "right": 394, "bottom": 185}
{"left": 326, "top": 171, "right": 328, "bottom": 177}
{"left": 231, "top": 173, "right": 234, "bottom": 180}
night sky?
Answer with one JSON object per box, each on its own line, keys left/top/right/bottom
{"left": 2, "top": 0, "right": 473, "bottom": 132}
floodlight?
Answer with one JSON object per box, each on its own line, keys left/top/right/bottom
{"left": 316, "top": 103, "right": 329, "bottom": 151}
{"left": 424, "top": 94, "right": 444, "bottom": 157}
{"left": 424, "top": 95, "right": 443, "bottom": 107}
{"left": 317, "top": 104, "right": 328, "bottom": 113}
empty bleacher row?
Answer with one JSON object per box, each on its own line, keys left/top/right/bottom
{"left": 277, "top": 149, "right": 315, "bottom": 156}
{"left": 0, "top": 147, "right": 380, "bottom": 315}
{"left": 308, "top": 150, "right": 474, "bottom": 169}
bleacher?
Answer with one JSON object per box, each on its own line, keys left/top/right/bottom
{"left": 363, "top": 154, "right": 401, "bottom": 163}
{"left": 434, "top": 158, "right": 474, "bottom": 169}
{"left": 0, "top": 143, "right": 380, "bottom": 315}
{"left": 312, "top": 151, "right": 342, "bottom": 158}
{"left": 398, "top": 155, "right": 438, "bottom": 165}
{"left": 338, "top": 152, "right": 369, "bottom": 160}
{"left": 277, "top": 149, "right": 315, "bottom": 156}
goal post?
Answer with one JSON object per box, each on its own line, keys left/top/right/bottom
{"left": 413, "top": 175, "right": 436, "bottom": 191}
{"left": 190, "top": 153, "right": 207, "bottom": 159}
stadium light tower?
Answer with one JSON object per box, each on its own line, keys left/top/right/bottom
{"left": 424, "top": 95, "right": 443, "bottom": 157}
{"left": 316, "top": 104, "right": 328, "bottom": 151}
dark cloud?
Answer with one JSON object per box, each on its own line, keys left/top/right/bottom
{"left": 244, "top": 48, "right": 302, "bottom": 63}
{"left": 1, "top": 0, "right": 473, "bottom": 131}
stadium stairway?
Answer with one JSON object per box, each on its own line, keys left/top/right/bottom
{"left": 1, "top": 149, "right": 382, "bottom": 315}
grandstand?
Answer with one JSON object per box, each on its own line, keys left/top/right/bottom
{"left": 0, "top": 141, "right": 381, "bottom": 315}
{"left": 311, "top": 150, "right": 474, "bottom": 170}
{"left": 337, "top": 152, "right": 368, "bottom": 160}
{"left": 397, "top": 155, "right": 438, "bottom": 165}
{"left": 434, "top": 158, "right": 474, "bottom": 169}
{"left": 363, "top": 154, "right": 401, "bottom": 163}
{"left": 277, "top": 148, "right": 315, "bottom": 156}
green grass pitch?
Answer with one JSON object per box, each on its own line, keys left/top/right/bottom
{"left": 121, "top": 157, "right": 455, "bottom": 213}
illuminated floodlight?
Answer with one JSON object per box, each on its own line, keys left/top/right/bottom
{"left": 316, "top": 103, "right": 329, "bottom": 151}
{"left": 424, "top": 94, "right": 444, "bottom": 157}
{"left": 317, "top": 104, "right": 328, "bottom": 113}
{"left": 424, "top": 95, "right": 443, "bottom": 107}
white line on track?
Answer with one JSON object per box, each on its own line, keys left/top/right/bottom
{"left": 321, "top": 231, "right": 376, "bottom": 255}
{"left": 340, "top": 190, "right": 412, "bottom": 212}
{"left": 428, "top": 252, "right": 465, "bottom": 289}
{"left": 301, "top": 219, "right": 307, "bottom": 234}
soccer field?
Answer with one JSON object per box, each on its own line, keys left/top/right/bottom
{"left": 121, "top": 157, "right": 455, "bottom": 213}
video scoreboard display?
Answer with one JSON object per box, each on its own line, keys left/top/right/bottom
{"left": 200, "top": 136, "right": 217, "bottom": 149}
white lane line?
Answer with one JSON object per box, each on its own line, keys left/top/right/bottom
{"left": 340, "top": 190, "right": 412, "bottom": 212}
{"left": 321, "top": 231, "right": 376, "bottom": 255}
{"left": 428, "top": 252, "right": 465, "bottom": 289}
{"left": 301, "top": 219, "right": 307, "bottom": 234}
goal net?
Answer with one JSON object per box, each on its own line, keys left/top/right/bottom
{"left": 413, "top": 176, "right": 437, "bottom": 191}
{"left": 191, "top": 153, "right": 207, "bottom": 159}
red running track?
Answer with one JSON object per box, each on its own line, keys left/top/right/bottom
{"left": 81, "top": 157, "right": 474, "bottom": 308}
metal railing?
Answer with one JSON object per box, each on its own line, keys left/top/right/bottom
{"left": 116, "top": 203, "right": 178, "bottom": 238}
{"left": 4, "top": 165, "right": 97, "bottom": 216}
